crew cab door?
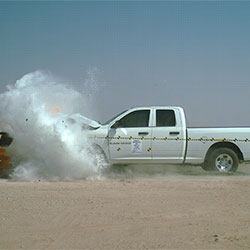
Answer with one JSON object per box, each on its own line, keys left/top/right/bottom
{"left": 151, "top": 108, "right": 186, "bottom": 163}
{"left": 108, "top": 109, "right": 152, "bottom": 163}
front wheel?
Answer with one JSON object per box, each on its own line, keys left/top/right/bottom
{"left": 90, "top": 145, "right": 108, "bottom": 169}
{"left": 203, "top": 147, "right": 239, "bottom": 173}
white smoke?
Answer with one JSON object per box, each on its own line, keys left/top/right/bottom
{"left": 0, "top": 71, "right": 103, "bottom": 180}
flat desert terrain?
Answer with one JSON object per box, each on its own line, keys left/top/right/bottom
{"left": 0, "top": 164, "right": 250, "bottom": 249}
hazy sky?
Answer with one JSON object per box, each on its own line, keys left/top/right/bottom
{"left": 0, "top": 1, "right": 249, "bottom": 126}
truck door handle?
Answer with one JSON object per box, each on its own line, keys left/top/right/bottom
{"left": 169, "top": 131, "right": 180, "bottom": 135}
{"left": 138, "top": 132, "right": 149, "bottom": 136}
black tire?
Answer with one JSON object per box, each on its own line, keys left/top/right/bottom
{"left": 203, "top": 147, "right": 239, "bottom": 172}
{"left": 0, "top": 169, "right": 12, "bottom": 179}
{"left": 202, "top": 161, "right": 213, "bottom": 171}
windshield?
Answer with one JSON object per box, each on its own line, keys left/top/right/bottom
{"left": 102, "top": 110, "right": 128, "bottom": 125}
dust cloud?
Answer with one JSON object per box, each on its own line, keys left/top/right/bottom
{"left": 0, "top": 71, "right": 104, "bottom": 180}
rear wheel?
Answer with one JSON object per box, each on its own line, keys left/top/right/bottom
{"left": 203, "top": 147, "right": 239, "bottom": 172}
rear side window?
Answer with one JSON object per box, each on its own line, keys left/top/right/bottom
{"left": 119, "top": 110, "right": 150, "bottom": 127}
{"left": 156, "top": 110, "right": 176, "bottom": 127}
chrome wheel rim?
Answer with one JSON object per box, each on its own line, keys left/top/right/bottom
{"left": 215, "top": 154, "right": 233, "bottom": 172}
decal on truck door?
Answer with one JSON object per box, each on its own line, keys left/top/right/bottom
{"left": 131, "top": 139, "right": 142, "bottom": 154}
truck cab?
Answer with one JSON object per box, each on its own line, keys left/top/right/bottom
{"left": 106, "top": 107, "right": 186, "bottom": 164}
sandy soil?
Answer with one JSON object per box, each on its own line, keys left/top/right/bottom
{"left": 1, "top": 165, "right": 250, "bottom": 249}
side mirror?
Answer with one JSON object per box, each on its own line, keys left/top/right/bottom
{"left": 111, "top": 120, "right": 122, "bottom": 129}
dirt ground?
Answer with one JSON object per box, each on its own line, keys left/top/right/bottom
{"left": 0, "top": 164, "right": 250, "bottom": 249}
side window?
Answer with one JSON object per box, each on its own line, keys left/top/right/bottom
{"left": 119, "top": 110, "right": 150, "bottom": 128}
{"left": 156, "top": 110, "right": 176, "bottom": 127}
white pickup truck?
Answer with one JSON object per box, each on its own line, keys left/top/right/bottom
{"left": 88, "top": 106, "right": 250, "bottom": 173}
